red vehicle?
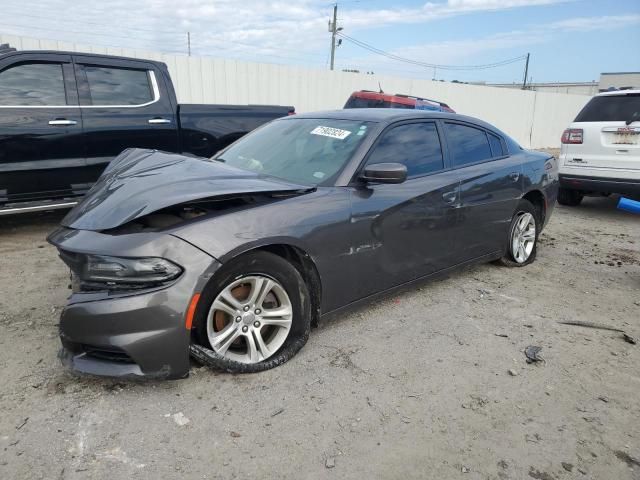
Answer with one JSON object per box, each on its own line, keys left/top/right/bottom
{"left": 344, "top": 90, "right": 456, "bottom": 113}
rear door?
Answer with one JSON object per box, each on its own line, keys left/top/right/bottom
{"left": 564, "top": 92, "right": 640, "bottom": 173}
{"left": 74, "top": 55, "right": 179, "bottom": 180}
{"left": 347, "top": 120, "right": 461, "bottom": 300}
{"left": 443, "top": 121, "right": 522, "bottom": 261}
{"left": 0, "top": 53, "right": 85, "bottom": 203}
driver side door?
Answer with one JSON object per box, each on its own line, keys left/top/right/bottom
{"left": 346, "top": 121, "right": 462, "bottom": 301}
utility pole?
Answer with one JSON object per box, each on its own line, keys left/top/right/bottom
{"left": 187, "top": 32, "right": 191, "bottom": 56}
{"left": 522, "top": 52, "right": 530, "bottom": 89}
{"left": 329, "top": 4, "right": 338, "bottom": 70}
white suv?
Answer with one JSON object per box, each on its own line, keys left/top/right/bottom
{"left": 558, "top": 89, "right": 640, "bottom": 206}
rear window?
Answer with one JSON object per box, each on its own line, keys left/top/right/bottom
{"left": 574, "top": 94, "right": 640, "bottom": 123}
{"left": 344, "top": 96, "right": 383, "bottom": 108}
{"left": 344, "top": 96, "right": 414, "bottom": 109}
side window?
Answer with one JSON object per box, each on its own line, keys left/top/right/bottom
{"left": 445, "top": 123, "right": 492, "bottom": 167}
{"left": 0, "top": 63, "right": 66, "bottom": 106}
{"left": 83, "top": 66, "right": 153, "bottom": 105}
{"left": 488, "top": 132, "right": 505, "bottom": 157}
{"left": 366, "top": 122, "right": 444, "bottom": 178}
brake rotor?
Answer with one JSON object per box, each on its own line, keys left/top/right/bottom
{"left": 213, "top": 283, "right": 250, "bottom": 331}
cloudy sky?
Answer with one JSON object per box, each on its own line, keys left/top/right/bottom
{"left": 1, "top": 0, "right": 639, "bottom": 83}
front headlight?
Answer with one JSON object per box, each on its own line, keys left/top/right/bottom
{"left": 60, "top": 252, "right": 183, "bottom": 292}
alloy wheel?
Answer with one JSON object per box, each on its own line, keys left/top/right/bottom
{"left": 511, "top": 212, "right": 536, "bottom": 264}
{"left": 206, "top": 275, "right": 293, "bottom": 364}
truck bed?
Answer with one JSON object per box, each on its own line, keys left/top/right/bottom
{"left": 178, "top": 104, "right": 294, "bottom": 158}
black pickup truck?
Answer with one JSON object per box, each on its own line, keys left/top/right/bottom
{"left": 0, "top": 47, "right": 294, "bottom": 215}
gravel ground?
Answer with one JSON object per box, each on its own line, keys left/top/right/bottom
{"left": 0, "top": 195, "right": 639, "bottom": 480}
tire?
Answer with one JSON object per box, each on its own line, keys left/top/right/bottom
{"left": 191, "top": 251, "right": 311, "bottom": 373}
{"left": 557, "top": 187, "right": 583, "bottom": 206}
{"left": 496, "top": 199, "right": 539, "bottom": 268}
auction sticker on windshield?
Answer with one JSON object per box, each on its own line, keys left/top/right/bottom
{"left": 310, "top": 126, "right": 352, "bottom": 140}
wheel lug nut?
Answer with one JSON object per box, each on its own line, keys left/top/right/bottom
{"left": 254, "top": 321, "right": 260, "bottom": 328}
{"left": 235, "top": 316, "right": 241, "bottom": 322}
{"left": 243, "top": 305, "right": 250, "bottom": 312}
{"left": 242, "top": 325, "right": 248, "bottom": 333}
{"left": 255, "top": 308, "right": 261, "bottom": 314}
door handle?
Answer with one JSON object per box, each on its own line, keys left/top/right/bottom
{"left": 48, "top": 119, "right": 77, "bottom": 126}
{"left": 509, "top": 172, "right": 520, "bottom": 181}
{"left": 442, "top": 190, "right": 458, "bottom": 204}
{"left": 148, "top": 118, "right": 171, "bottom": 125}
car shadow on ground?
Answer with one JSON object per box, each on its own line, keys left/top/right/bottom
{"left": 560, "top": 194, "right": 639, "bottom": 222}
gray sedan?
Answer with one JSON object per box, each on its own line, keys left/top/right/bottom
{"left": 48, "top": 109, "right": 558, "bottom": 378}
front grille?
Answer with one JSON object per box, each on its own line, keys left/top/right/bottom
{"left": 82, "top": 345, "right": 135, "bottom": 364}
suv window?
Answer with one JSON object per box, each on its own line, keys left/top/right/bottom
{"left": 366, "top": 122, "right": 444, "bottom": 178}
{"left": 345, "top": 97, "right": 414, "bottom": 109}
{"left": 574, "top": 94, "right": 640, "bottom": 123}
{"left": 84, "top": 66, "right": 153, "bottom": 106}
{"left": 445, "top": 123, "right": 492, "bottom": 167}
{"left": 0, "top": 63, "right": 66, "bottom": 106}
{"left": 345, "top": 97, "right": 383, "bottom": 108}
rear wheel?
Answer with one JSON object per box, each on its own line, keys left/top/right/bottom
{"left": 558, "top": 187, "right": 583, "bottom": 206}
{"left": 192, "top": 251, "right": 310, "bottom": 373}
{"left": 496, "top": 199, "right": 539, "bottom": 268}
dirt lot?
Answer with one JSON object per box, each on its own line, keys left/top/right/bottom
{"left": 0, "top": 195, "right": 639, "bottom": 480}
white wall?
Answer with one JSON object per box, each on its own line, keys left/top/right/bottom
{"left": 490, "top": 83, "right": 599, "bottom": 96}
{"left": 1, "top": 33, "right": 591, "bottom": 148}
{"left": 599, "top": 72, "right": 640, "bottom": 91}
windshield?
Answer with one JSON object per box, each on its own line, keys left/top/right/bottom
{"left": 214, "top": 118, "right": 374, "bottom": 185}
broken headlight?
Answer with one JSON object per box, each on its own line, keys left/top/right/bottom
{"left": 60, "top": 252, "right": 182, "bottom": 292}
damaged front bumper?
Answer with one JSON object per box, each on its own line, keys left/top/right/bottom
{"left": 48, "top": 227, "right": 221, "bottom": 380}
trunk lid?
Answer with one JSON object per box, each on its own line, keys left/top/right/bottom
{"left": 61, "top": 148, "right": 312, "bottom": 231}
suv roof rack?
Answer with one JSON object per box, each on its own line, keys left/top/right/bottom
{"left": 394, "top": 93, "right": 450, "bottom": 106}
{"left": 393, "top": 93, "right": 425, "bottom": 100}
{"left": 0, "top": 43, "right": 17, "bottom": 55}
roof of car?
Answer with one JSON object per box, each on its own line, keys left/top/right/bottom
{"left": 0, "top": 49, "right": 167, "bottom": 67}
{"left": 597, "top": 89, "right": 640, "bottom": 96}
{"left": 289, "top": 108, "right": 493, "bottom": 128}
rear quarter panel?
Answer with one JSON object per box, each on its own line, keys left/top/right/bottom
{"left": 522, "top": 150, "right": 559, "bottom": 227}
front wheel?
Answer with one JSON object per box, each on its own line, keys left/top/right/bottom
{"left": 192, "top": 251, "right": 311, "bottom": 373}
{"left": 496, "top": 199, "right": 539, "bottom": 267}
{"left": 557, "top": 187, "right": 583, "bottom": 206}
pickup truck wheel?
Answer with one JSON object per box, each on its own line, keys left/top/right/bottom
{"left": 191, "top": 251, "right": 310, "bottom": 373}
{"left": 557, "top": 187, "right": 583, "bottom": 206}
{"left": 496, "top": 199, "right": 539, "bottom": 268}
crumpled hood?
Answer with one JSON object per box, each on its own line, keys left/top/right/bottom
{"left": 62, "top": 148, "right": 312, "bottom": 231}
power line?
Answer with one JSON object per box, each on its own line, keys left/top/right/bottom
{"left": 0, "top": 23, "right": 328, "bottom": 62}
{"left": 337, "top": 32, "right": 527, "bottom": 71}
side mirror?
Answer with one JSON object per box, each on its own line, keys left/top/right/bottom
{"left": 360, "top": 162, "right": 407, "bottom": 184}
